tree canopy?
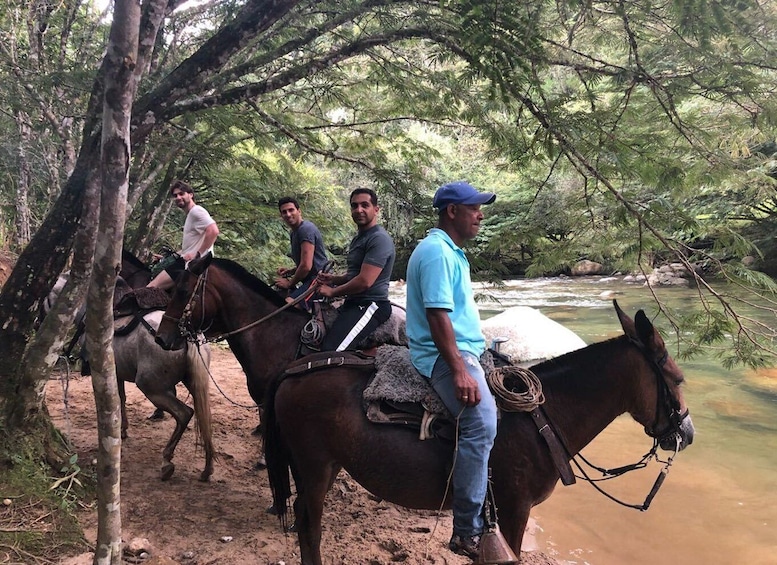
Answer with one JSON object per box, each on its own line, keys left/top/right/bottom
{"left": 1, "top": 0, "right": 777, "bottom": 388}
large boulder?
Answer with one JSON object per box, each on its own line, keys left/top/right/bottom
{"left": 481, "top": 306, "right": 586, "bottom": 363}
{"left": 570, "top": 259, "right": 605, "bottom": 276}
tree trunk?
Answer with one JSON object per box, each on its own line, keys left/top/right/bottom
{"left": 88, "top": 0, "right": 141, "bottom": 561}
{"left": 128, "top": 162, "right": 176, "bottom": 260}
{"left": 14, "top": 110, "right": 32, "bottom": 248}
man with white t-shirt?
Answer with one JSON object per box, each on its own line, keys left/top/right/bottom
{"left": 147, "top": 180, "right": 219, "bottom": 291}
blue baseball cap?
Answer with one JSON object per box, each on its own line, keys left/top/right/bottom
{"left": 433, "top": 181, "right": 496, "bottom": 209}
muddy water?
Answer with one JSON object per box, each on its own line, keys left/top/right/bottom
{"left": 391, "top": 277, "right": 777, "bottom": 565}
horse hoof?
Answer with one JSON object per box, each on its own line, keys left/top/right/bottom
{"left": 198, "top": 471, "right": 212, "bottom": 482}
{"left": 251, "top": 424, "right": 262, "bottom": 436}
{"left": 254, "top": 455, "right": 267, "bottom": 470}
{"left": 161, "top": 462, "right": 175, "bottom": 481}
{"left": 148, "top": 408, "right": 165, "bottom": 421}
{"left": 266, "top": 504, "right": 278, "bottom": 515}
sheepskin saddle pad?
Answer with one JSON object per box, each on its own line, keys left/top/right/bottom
{"left": 283, "top": 346, "right": 504, "bottom": 441}
{"left": 363, "top": 346, "right": 464, "bottom": 441}
{"left": 114, "top": 287, "right": 170, "bottom": 316}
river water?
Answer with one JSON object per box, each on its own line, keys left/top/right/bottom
{"left": 391, "top": 277, "right": 777, "bottom": 565}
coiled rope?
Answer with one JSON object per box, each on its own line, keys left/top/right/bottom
{"left": 487, "top": 365, "right": 545, "bottom": 412}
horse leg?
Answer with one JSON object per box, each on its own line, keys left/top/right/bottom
{"left": 182, "top": 344, "right": 215, "bottom": 482}
{"left": 140, "top": 387, "right": 194, "bottom": 481}
{"left": 294, "top": 463, "right": 340, "bottom": 565}
{"left": 254, "top": 407, "right": 266, "bottom": 469}
{"left": 497, "top": 500, "right": 531, "bottom": 557}
{"left": 117, "top": 379, "right": 128, "bottom": 440}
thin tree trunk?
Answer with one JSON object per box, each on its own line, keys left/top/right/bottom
{"left": 128, "top": 160, "right": 177, "bottom": 260}
{"left": 88, "top": 0, "right": 141, "bottom": 561}
{"left": 14, "top": 111, "right": 32, "bottom": 248}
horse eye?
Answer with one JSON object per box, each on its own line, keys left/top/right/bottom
{"left": 667, "top": 372, "right": 685, "bottom": 386}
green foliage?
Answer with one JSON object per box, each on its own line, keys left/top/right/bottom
{"left": 2, "top": 0, "right": 777, "bottom": 364}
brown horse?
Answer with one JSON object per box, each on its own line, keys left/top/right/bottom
{"left": 155, "top": 253, "right": 406, "bottom": 421}
{"left": 263, "top": 302, "right": 696, "bottom": 564}
{"left": 155, "top": 254, "right": 311, "bottom": 416}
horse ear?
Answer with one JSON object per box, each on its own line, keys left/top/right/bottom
{"left": 188, "top": 252, "right": 212, "bottom": 276}
{"left": 634, "top": 309, "right": 656, "bottom": 345}
{"left": 614, "top": 300, "right": 637, "bottom": 339}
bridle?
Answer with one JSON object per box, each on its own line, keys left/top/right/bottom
{"left": 161, "top": 266, "right": 318, "bottom": 345}
{"left": 561, "top": 335, "right": 690, "bottom": 511}
{"left": 161, "top": 268, "right": 209, "bottom": 344}
{"left": 633, "top": 337, "right": 689, "bottom": 444}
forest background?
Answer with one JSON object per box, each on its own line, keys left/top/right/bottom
{"left": 0, "top": 0, "right": 776, "bottom": 562}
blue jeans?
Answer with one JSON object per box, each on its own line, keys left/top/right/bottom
{"left": 429, "top": 351, "right": 498, "bottom": 537}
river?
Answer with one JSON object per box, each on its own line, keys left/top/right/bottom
{"left": 391, "top": 276, "right": 777, "bottom": 565}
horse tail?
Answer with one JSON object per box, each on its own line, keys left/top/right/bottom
{"left": 186, "top": 343, "right": 216, "bottom": 478}
{"left": 263, "top": 372, "right": 293, "bottom": 531}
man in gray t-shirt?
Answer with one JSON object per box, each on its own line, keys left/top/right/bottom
{"left": 275, "top": 197, "right": 328, "bottom": 305}
{"left": 317, "top": 188, "right": 395, "bottom": 352}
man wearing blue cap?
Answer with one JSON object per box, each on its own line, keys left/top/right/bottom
{"left": 405, "top": 181, "right": 498, "bottom": 558}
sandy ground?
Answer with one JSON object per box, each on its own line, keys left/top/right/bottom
{"left": 47, "top": 345, "right": 559, "bottom": 565}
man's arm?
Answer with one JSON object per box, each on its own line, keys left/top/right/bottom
{"left": 426, "top": 308, "right": 481, "bottom": 406}
{"left": 196, "top": 223, "right": 219, "bottom": 257}
{"left": 276, "top": 241, "right": 314, "bottom": 289}
{"left": 289, "top": 241, "right": 314, "bottom": 285}
{"left": 318, "top": 262, "right": 382, "bottom": 298}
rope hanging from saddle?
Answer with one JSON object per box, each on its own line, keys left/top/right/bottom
{"left": 486, "top": 365, "right": 544, "bottom": 412}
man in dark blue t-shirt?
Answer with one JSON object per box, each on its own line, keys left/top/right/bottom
{"left": 275, "top": 197, "right": 329, "bottom": 304}
{"left": 317, "top": 188, "right": 395, "bottom": 351}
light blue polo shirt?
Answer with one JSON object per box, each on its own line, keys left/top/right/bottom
{"left": 406, "top": 228, "right": 486, "bottom": 377}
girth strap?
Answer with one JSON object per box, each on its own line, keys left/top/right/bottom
{"left": 284, "top": 351, "right": 376, "bottom": 376}
{"left": 531, "top": 407, "right": 576, "bottom": 486}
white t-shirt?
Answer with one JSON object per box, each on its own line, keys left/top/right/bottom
{"left": 181, "top": 204, "right": 216, "bottom": 259}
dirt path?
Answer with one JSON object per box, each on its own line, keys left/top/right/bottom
{"left": 47, "top": 345, "right": 559, "bottom": 565}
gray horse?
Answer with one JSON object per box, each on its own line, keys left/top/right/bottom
{"left": 48, "top": 275, "right": 216, "bottom": 481}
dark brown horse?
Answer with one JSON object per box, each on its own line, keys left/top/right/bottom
{"left": 155, "top": 254, "right": 311, "bottom": 419}
{"left": 263, "top": 302, "right": 695, "bottom": 564}
{"left": 155, "top": 253, "right": 407, "bottom": 422}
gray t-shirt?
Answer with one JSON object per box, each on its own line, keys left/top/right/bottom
{"left": 290, "top": 220, "right": 328, "bottom": 282}
{"left": 345, "top": 225, "right": 395, "bottom": 302}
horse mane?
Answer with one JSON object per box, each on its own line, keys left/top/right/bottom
{"left": 122, "top": 248, "right": 149, "bottom": 271}
{"left": 531, "top": 335, "right": 630, "bottom": 384}
{"left": 211, "top": 258, "right": 289, "bottom": 308}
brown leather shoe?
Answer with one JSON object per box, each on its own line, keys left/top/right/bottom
{"left": 449, "top": 533, "right": 480, "bottom": 558}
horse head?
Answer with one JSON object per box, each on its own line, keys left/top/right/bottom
{"left": 156, "top": 253, "right": 213, "bottom": 351}
{"left": 614, "top": 300, "right": 695, "bottom": 452}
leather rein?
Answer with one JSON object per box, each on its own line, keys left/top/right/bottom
{"left": 542, "top": 336, "right": 689, "bottom": 511}
{"left": 163, "top": 268, "right": 318, "bottom": 345}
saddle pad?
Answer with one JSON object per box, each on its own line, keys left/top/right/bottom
{"left": 115, "top": 287, "right": 170, "bottom": 313}
{"left": 364, "top": 346, "right": 450, "bottom": 417}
